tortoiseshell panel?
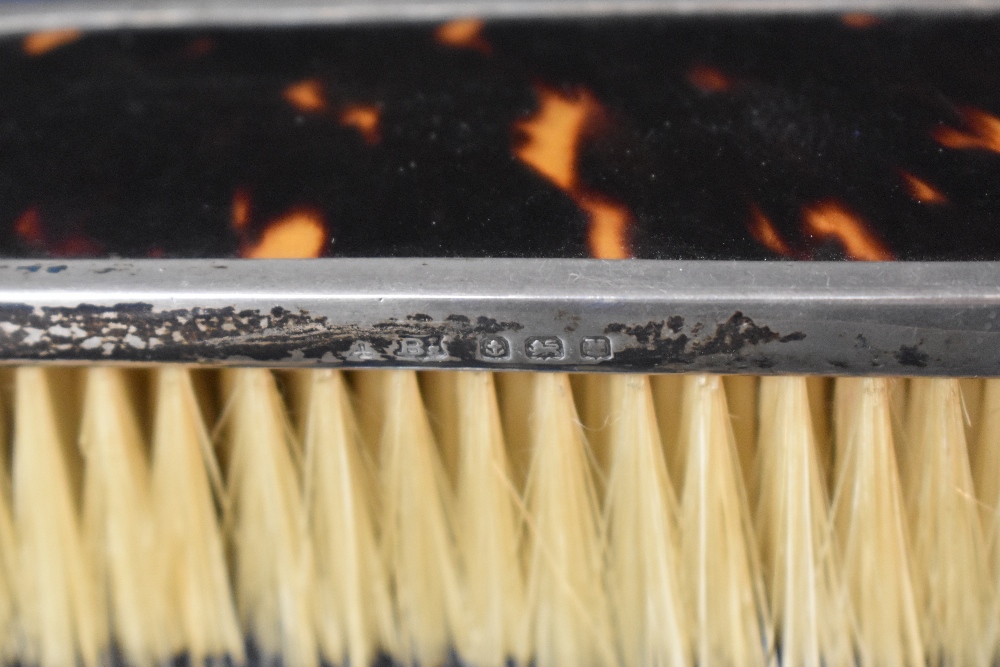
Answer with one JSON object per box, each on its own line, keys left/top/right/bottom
{"left": 1, "top": 15, "right": 999, "bottom": 260}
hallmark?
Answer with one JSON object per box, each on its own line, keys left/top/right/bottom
{"left": 580, "top": 336, "right": 613, "bottom": 361}
{"left": 395, "top": 336, "right": 448, "bottom": 360}
{"left": 525, "top": 336, "right": 564, "bottom": 360}
{"left": 479, "top": 335, "right": 510, "bottom": 360}
{"left": 345, "top": 340, "right": 380, "bottom": 361}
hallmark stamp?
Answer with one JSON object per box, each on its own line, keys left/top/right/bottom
{"left": 395, "top": 336, "right": 448, "bottom": 360}
{"left": 580, "top": 336, "right": 613, "bottom": 360}
{"left": 479, "top": 335, "right": 510, "bottom": 360}
{"left": 525, "top": 336, "right": 564, "bottom": 360}
{"left": 346, "top": 340, "right": 379, "bottom": 361}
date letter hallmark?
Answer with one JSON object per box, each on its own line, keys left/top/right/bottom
{"left": 395, "top": 336, "right": 449, "bottom": 361}
{"left": 479, "top": 336, "right": 511, "bottom": 360}
{"left": 525, "top": 336, "right": 564, "bottom": 360}
{"left": 580, "top": 336, "right": 613, "bottom": 361}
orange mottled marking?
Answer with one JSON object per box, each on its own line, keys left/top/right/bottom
{"left": 14, "top": 208, "right": 43, "bottom": 245}
{"left": 243, "top": 209, "right": 327, "bottom": 258}
{"left": 687, "top": 65, "right": 734, "bottom": 93}
{"left": 283, "top": 79, "right": 327, "bottom": 113}
{"left": 23, "top": 29, "right": 82, "bottom": 56}
{"left": 53, "top": 235, "right": 102, "bottom": 257}
{"left": 514, "top": 85, "right": 632, "bottom": 259}
{"left": 802, "top": 200, "right": 893, "bottom": 261}
{"left": 514, "top": 86, "right": 595, "bottom": 192}
{"left": 434, "top": 18, "right": 491, "bottom": 53}
{"left": 841, "top": 13, "right": 882, "bottom": 29}
{"left": 231, "top": 188, "right": 252, "bottom": 231}
{"left": 748, "top": 204, "right": 792, "bottom": 256}
{"left": 933, "top": 107, "right": 1000, "bottom": 155}
{"left": 339, "top": 105, "right": 382, "bottom": 145}
{"left": 900, "top": 171, "right": 948, "bottom": 205}
{"left": 579, "top": 194, "right": 631, "bottom": 260}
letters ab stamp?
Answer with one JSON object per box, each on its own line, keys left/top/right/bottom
{"left": 394, "top": 336, "right": 448, "bottom": 360}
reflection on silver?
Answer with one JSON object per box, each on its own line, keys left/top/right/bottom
{"left": 0, "top": 0, "right": 999, "bottom": 36}
{"left": 0, "top": 258, "right": 995, "bottom": 376}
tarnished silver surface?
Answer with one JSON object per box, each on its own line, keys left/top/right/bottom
{"left": 0, "top": 258, "right": 995, "bottom": 376}
{"left": 0, "top": 0, "right": 998, "bottom": 36}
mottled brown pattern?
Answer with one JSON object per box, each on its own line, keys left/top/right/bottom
{"left": 0, "top": 16, "right": 999, "bottom": 260}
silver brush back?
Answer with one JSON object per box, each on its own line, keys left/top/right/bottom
{"left": 0, "top": 0, "right": 998, "bottom": 36}
{"left": 0, "top": 258, "right": 997, "bottom": 375}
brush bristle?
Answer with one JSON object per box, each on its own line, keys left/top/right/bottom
{"left": 602, "top": 374, "right": 687, "bottom": 667}
{"left": 369, "top": 369, "right": 464, "bottom": 667}
{"left": 521, "top": 373, "right": 614, "bottom": 667}
{"left": 905, "top": 379, "right": 994, "bottom": 665}
{"left": 79, "top": 368, "right": 164, "bottom": 667}
{"left": 449, "top": 371, "right": 525, "bottom": 667}
{"left": 298, "top": 369, "right": 394, "bottom": 667}
{"left": 3, "top": 366, "right": 1000, "bottom": 666}
{"left": 151, "top": 367, "right": 243, "bottom": 666}
{"left": 222, "top": 368, "right": 316, "bottom": 666}
{"left": 13, "top": 367, "right": 104, "bottom": 667}
{"left": 0, "top": 371, "right": 16, "bottom": 664}
{"left": 678, "top": 374, "right": 772, "bottom": 666}
{"left": 756, "top": 376, "right": 849, "bottom": 667}
{"left": 978, "top": 380, "right": 1000, "bottom": 600}
{"left": 832, "top": 377, "right": 923, "bottom": 667}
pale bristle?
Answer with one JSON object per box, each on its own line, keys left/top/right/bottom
{"left": 755, "top": 376, "right": 850, "bottom": 667}
{"left": 976, "top": 379, "right": 1000, "bottom": 581}
{"left": 890, "top": 377, "right": 910, "bottom": 450}
{"left": 0, "top": 373, "right": 17, "bottom": 662}
{"left": 723, "top": 375, "right": 759, "bottom": 503}
{"left": 832, "top": 376, "right": 860, "bottom": 467}
{"left": 420, "top": 370, "right": 462, "bottom": 485}
{"left": 79, "top": 368, "right": 165, "bottom": 666}
{"left": 372, "top": 369, "right": 464, "bottom": 666}
{"left": 980, "top": 379, "right": 1000, "bottom": 661}
{"left": 904, "top": 378, "right": 993, "bottom": 665}
{"left": 151, "top": 367, "right": 243, "bottom": 666}
{"left": 6, "top": 366, "right": 1000, "bottom": 667}
{"left": 973, "top": 379, "right": 1000, "bottom": 519}
{"left": 960, "top": 378, "right": 985, "bottom": 448}
{"left": 831, "top": 377, "right": 923, "bottom": 667}
{"left": 221, "top": 368, "right": 316, "bottom": 666}
{"left": 805, "top": 376, "right": 833, "bottom": 488}
{"left": 347, "top": 369, "right": 388, "bottom": 455}
{"left": 494, "top": 371, "right": 535, "bottom": 490}
{"left": 451, "top": 371, "right": 525, "bottom": 667}
{"left": 901, "top": 378, "right": 930, "bottom": 501}
{"left": 521, "top": 373, "right": 615, "bottom": 667}
{"left": 569, "top": 373, "right": 615, "bottom": 471}
{"left": 602, "top": 374, "right": 688, "bottom": 667}
{"left": 677, "top": 374, "right": 772, "bottom": 666}
{"left": 13, "top": 367, "right": 104, "bottom": 667}
{"left": 650, "top": 374, "right": 685, "bottom": 491}
{"left": 298, "top": 369, "right": 394, "bottom": 667}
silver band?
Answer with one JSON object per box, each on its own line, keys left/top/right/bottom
{"left": 0, "top": 258, "right": 995, "bottom": 376}
{"left": 0, "top": 0, "right": 998, "bottom": 37}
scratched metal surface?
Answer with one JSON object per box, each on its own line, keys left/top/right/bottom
{"left": 0, "top": 259, "right": 997, "bottom": 375}
{"left": 1, "top": 0, "right": 999, "bottom": 36}
{"left": 0, "top": 15, "right": 999, "bottom": 260}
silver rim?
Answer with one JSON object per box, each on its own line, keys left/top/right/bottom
{"left": 1, "top": 0, "right": 999, "bottom": 36}
{"left": 0, "top": 258, "right": 994, "bottom": 375}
